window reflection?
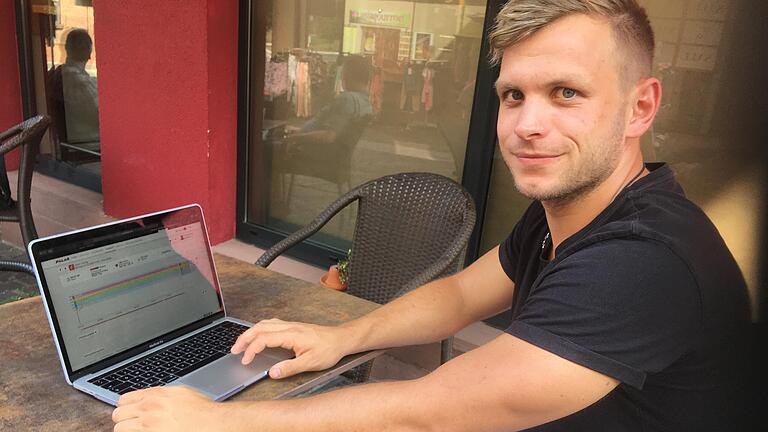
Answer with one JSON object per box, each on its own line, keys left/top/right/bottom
{"left": 249, "top": 0, "right": 488, "bottom": 251}
{"left": 49, "top": 28, "right": 100, "bottom": 146}
{"left": 40, "top": 0, "right": 101, "bottom": 169}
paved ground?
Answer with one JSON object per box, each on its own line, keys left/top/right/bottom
{"left": 0, "top": 241, "right": 38, "bottom": 305}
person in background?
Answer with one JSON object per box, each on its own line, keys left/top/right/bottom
{"left": 48, "top": 28, "right": 100, "bottom": 145}
{"left": 285, "top": 54, "right": 373, "bottom": 146}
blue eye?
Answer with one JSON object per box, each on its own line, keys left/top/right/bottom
{"left": 506, "top": 89, "right": 524, "bottom": 101}
{"left": 560, "top": 88, "right": 577, "bottom": 99}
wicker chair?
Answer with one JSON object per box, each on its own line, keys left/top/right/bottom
{"left": 256, "top": 172, "right": 476, "bottom": 381}
{"left": 0, "top": 115, "right": 50, "bottom": 274}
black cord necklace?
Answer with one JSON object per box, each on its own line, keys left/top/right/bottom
{"left": 609, "top": 164, "right": 647, "bottom": 203}
{"left": 541, "top": 164, "right": 647, "bottom": 251}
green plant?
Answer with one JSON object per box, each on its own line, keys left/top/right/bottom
{"left": 337, "top": 249, "right": 351, "bottom": 285}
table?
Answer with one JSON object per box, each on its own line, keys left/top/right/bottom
{"left": 0, "top": 254, "right": 381, "bottom": 431}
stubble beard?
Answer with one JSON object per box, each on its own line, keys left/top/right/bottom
{"left": 511, "top": 114, "right": 627, "bottom": 205}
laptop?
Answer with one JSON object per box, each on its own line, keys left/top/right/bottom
{"left": 27, "top": 204, "right": 292, "bottom": 406}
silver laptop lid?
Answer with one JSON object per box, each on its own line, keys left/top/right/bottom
{"left": 28, "top": 204, "right": 225, "bottom": 383}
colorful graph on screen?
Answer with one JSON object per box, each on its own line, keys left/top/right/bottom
{"left": 71, "top": 261, "right": 190, "bottom": 310}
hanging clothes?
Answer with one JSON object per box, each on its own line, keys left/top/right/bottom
{"left": 401, "top": 62, "right": 423, "bottom": 112}
{"left": 421, "top": 65, "right": 435, "bottom": 112}
{"left": 287, "top": 54, "right": 298, "bottom": 105}
{"left": 369, "top": 69, "right": 383, "bottom": 114}
{"left": 334, "top": 64, "right": 344, "bottom": 95}
{"left": 295, "top": 61, "right": 312, "bottom": 118}
{"left": 264, "top": 60, "right": 288, "bottom": 99}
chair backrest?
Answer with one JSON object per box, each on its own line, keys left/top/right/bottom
{"left": 345, "top": 172, "right": 475, "bottom": 304}
{"left": 0, "top": 115, "right": 50, "bottom": 245}
{"left": 280, "top": 114, "right": 372, "bottom": 187}
{"left": 255, "top": 172, "right": 476, "bottom": 303}
{"left": 337, "top": 114, "right": 371, "bottom": 151}
{"left": 330, "top": 114, "right": 371, "bottom": 180}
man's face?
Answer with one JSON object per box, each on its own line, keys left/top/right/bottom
{"left": 495, "top": 14, "right": 632, "bottom": 202}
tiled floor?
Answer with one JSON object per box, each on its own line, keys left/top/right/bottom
{"left": 0, "top": 171, "right": 502, "bottom": 377}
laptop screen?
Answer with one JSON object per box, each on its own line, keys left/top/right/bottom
{"left": 32, "top": 206, "right": 223, "bottom": 374}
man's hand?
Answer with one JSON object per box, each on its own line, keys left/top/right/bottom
{"left": 231, "top": 318, "right": 353, "bottom": 379}
{"left": 112, "top": 386, "right": 226, "bottom": 432}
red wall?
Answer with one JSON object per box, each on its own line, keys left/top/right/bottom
{"left": 95, "top": 0, "right": 238, "bottom": 244}
{"left": 0, "top": 0, "right": 22, "bottom": 170}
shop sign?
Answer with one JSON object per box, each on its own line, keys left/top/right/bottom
{"left": 349, "top": 10, "right": 410, "bottom": 28}
{"left": 31, "top": 0, "right": 56, "bottom": 14}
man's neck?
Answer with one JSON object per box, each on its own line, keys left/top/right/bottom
{"left": 65, "top": 59, "right": 88, "bottom": 70}
{"left": 542, "top": 154, "right": 647, "bottom": 260}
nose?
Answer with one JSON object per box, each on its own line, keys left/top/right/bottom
{"left": 513, "top": 98, "right": 547, "bottom": 141}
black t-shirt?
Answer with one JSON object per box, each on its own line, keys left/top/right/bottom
{"left": 499, "top": 163, "right": 751, "bottom": 431}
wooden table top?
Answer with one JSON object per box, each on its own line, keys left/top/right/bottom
{"left": 0, "top": 254, "right": 379, "bottom": 431}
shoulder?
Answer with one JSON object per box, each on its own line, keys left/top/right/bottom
{"left": 574, "top": 166, "right": 734, "bottom": 288}
{"left": 548, "top": 237, "right": 700, "bottom": 313}
{"left": 336, "top": 91, "right": 368, "bottom": 103}
{"left": 339, "top": 92, "right": 372, "bottom": 112}
{"left": 512, "top": 237, "right": 703, "bottom": 386}
{"left": 528, "top": 237, "right": 703, "bottom": 358}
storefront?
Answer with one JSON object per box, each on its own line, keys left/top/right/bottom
{"left": 4, "top": 0, "right": 766, "bottom": 325}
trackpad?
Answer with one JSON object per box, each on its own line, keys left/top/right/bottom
{"left": 173, "top": 349, "right": 293, "bottom": 400}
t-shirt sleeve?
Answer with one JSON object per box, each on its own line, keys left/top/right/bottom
{"left": 505, "top": 238, "right": 700, "bottom": 389}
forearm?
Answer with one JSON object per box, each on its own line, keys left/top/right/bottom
{"left": 220, "top": 334, "right": 617, "bottom": 432}
{"left": 288, "top": 129, "right": 336, "bottom": 145}
{"left": 335, "top": 247, "right": 515, "bottom": 356}
{"left": 337, "top": 276, "right": 473, "bottom": 354}
{"left": 223, "top": 380, "right": 434, "bottom": 432}
{"left": 221, "top": 337, "right": 553, "bottom": 432}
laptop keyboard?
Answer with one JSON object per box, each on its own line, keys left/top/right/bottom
{"left": 88, "top": 321, "right": 249, "bottom": 395}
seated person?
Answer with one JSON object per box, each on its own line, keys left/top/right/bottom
{"left": 285, "top": 55, "right": 373, "bottom": 147}
{"left": 48, "top": 28, "right": 100, "bottom": 145}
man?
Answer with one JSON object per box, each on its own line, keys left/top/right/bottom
{"left": 49, "top": 28, "right": 100, "bottom": 144}
{"left": 286, "top": 54, "right": 372, "bottom": 146}
{"left": 277, "top": 54, "right": 373, "bottom": 192}
{"left": 112, "top": 1, "right": 751, "bottom": 430}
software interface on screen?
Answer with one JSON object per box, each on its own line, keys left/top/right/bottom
{"left": 40, "top": 221, "right": 221, "bottom": 372}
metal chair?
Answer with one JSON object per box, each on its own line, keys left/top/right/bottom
{"left": 257, "top": 172, "right": 477, "bottom": 381}
{"left": 0, "top": 115, "right": 50, "bottom": 274}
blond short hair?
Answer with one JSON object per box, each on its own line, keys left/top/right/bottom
{"left": 488, "top": 0, "right": 654, "bottom": 79}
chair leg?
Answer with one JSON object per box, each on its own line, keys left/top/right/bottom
{"left": 285, "top": 173, "right": 295, "bottom": 206}
{"left": 440, "top": 337, "right": 454, "bottom": 364}
{"left": 342, "top": 359, "right": 374, "bottom": 383}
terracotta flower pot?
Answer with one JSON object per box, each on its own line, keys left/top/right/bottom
{"left": 320, "top": 265, "right": 347, "bottom": 291}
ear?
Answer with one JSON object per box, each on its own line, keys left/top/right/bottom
{"left": 625, "top": 77, "right": 662, "bottom": 139}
